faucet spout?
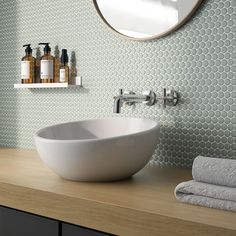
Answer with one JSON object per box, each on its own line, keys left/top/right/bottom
{"left": 113, "top": 89, "right": 157, "bottom": 113}
{"left": 113, "top": 96, "right": 122, "bottom": 113}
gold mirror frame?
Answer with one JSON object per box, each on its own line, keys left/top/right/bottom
{"left": 93, "top": 0, "right": 204, "bottom": 41}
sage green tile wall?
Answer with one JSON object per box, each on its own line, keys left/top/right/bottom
{"left": 0, "top": 0, "right": 235, "bottom": 166}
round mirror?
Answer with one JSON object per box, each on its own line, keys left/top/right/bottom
{"left": 93, "top": 0, "right": 203, "bottom": 41}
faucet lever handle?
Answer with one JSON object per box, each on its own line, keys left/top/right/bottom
{"left": 142, "top": 90, "right": 156, "bottom": 106}
{"left": 123, "top": 90, "right": 135, "bottom": 95}
{"left": 123, "top": 90, "right": 135, "bottom": 106}
{"left": 163, "top": 88, "right": 178, "bottom": 107}
{"left": 119, "top": 89, "right": 123, "bottom": 95}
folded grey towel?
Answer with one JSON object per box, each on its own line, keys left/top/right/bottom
{"left": 175, "top": 180, "right": 236, "bottom": 212}
{"left": 193, "top": 156, "right": 236, "bottom": 187}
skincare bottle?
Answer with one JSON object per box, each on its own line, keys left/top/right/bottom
{"left": 70, "top": 51, "right": 77, "bottom": 85}
{"left": 21, "top": 44, "right": 35, "bottom": 84}
{"left": 39, "top": 43, "right": 54, "bottom": 83}
{"left": 34, "top": 47, "right": 41, "bottom": 83}
{"left": 59, "top": 49, "right": 69, "bottom": 83}
{"left": 54, "top": 45, "right": 60, "bottom": 83}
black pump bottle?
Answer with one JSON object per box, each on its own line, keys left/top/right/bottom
{"left": 38, "top": 43, "right": 54, "bottom": 83}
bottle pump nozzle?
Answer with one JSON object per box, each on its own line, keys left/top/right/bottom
{"left": 61, "top": 49, "right": 68, "bottom": 65}
{"left": 38, "top": 43, "right": 51, "bottom": 53}
{"left": 23, "top": 44, "right": 32, "bottom": 54}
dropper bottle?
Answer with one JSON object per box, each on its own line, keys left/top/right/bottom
{"left": 59, "top": 49, "right": 69, "bottom": 83}
{"left": 34, "top": 47, "right": 41, "bottom": 83}
{"left": 54, "top": 45, "right": 60, "bottom": 83}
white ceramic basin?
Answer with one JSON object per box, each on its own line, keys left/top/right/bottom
{"left": 35, "top": 118, "right": 160, "bottom": 181}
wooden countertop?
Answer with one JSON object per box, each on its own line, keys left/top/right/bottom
{"left": 0, "top": 148, "right": 235, "bottom": 236}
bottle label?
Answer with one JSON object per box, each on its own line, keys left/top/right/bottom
{"left": 21, "top": 61, "right": 30, "bottom": 79}
{"left": 59, "top": 69, "right": 66, "bottom": 82}
{"left": 41, "top": 60, "right": 53, "bottom": 80}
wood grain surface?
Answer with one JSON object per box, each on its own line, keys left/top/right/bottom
{"left": 0, "top": 148, "right": 235, "bottom": 236}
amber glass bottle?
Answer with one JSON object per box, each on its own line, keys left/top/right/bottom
{"left": 21, "top": 44, "right": 35, "bottom": 84}
{"left": 39, "top": 43, "right": 54, "bottom": 83}
{"left": 59, "top": 49, "right": 69, "bottom": 83}
{"left": 54, "top": 45, "right": 60, "bottom": 83}
{"left": 34, "top": 47, "right": 41, "bottom": 83}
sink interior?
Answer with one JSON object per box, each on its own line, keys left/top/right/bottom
{"left": 37, "top": 118, "right": 158, "bottom": 141}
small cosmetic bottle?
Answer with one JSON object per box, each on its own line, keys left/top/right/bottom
{"left": 59, "top": 49, "right": 69, "bottom": 83}
{"left": 54, "top": 45, "right": 60, "bottom": 83}
{"left": 34, "top": 47, "right": 41, "bottom": 83}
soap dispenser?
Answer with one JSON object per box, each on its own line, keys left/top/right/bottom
{"left": 39, "top": 43, "right": 54, "bottom": 83}
{"left": 21, "top": 44, "right": 35, "bottom": 84}
{"left": 59, "top": 49, "right": 69, "bottom": 83}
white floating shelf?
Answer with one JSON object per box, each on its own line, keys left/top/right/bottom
{"left": 14, "top": 83, "right": 81, "bottom": 89}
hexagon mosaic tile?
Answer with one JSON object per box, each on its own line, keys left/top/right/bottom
{"left": 0, "top": 0, "right": 235, "bottom": 167}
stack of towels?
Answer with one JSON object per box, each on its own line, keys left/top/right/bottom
{"left": 175, "top": 156, "right": 236, "bottom": 212}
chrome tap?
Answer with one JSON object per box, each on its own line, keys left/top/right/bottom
{"left": 113, "top": 88, "right": 179, "bottom": 113}
{"left": 113, "top": 89, "right": 156, "bottom": 113}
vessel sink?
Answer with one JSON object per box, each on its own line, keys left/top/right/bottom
{"left": 34, "top": 118, "right": 160, "bottom": 181}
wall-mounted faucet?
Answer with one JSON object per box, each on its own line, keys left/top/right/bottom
{"left": 113, "top": 88, "right": 178, "bottom": 113}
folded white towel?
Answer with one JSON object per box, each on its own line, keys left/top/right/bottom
{"left": 175, "top": 180, "right": 236, "bottom": 212}
{"left": 193, "top": 156, "right": 236, "bottom": 187}
{"left": 175, "top": 156, "right": 236, "bottom": 212}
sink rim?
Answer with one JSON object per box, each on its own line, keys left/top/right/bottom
{"left": 34, "top": 117, "right": 159, "bottom": 143}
